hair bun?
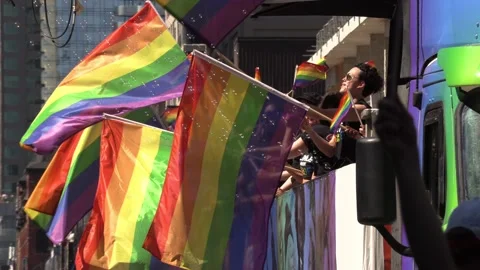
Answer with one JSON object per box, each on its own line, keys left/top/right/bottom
{"left": 365, "top": 60, "right": 376, "bottom": 68}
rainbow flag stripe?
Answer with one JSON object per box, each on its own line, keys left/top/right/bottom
{"left": 24, "top": 107, "right": 160, "bottom": 244}
{"left": 293, "top": 60, "right": 329, "bottom": 89}
{"left": 155, "top": 0, "right": 264, "bottom": 46}
{"left": 75, "top": 117, "right": 174, "bottom": 270}
{"left": 330, "top": 92, "right": 352, "bottom": 132}
{"left": 143, "top": 52, "right": 308, "bottom": 269}
{"left": 20, "top": 2, "right": 189, "bottom": 154}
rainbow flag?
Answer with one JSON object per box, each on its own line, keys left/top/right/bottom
{"left": 161, "top": 106, "right": 179, "bottom": 131}
{"left": 330, "top": 91, "right": 353, "bottom": 132}
{"left": 293, "top": 59, "right": 329, "bottom": 89}
{"left": 20, "top": 2, "right": 189, "bottom": 154}
{"left": 155, "top": 0, "right": 264, "bottom": 46}
{"left": 24, "top": 107, "right": 160, "bottom": 244}
{"left": 143, "top": 51, "right": 308, "bottom": 269}
{"left": 254, "top": 67, "right": 261, "bottom": 81}
{"left": 75, "top": 116, "right": 174, "bottom": 270}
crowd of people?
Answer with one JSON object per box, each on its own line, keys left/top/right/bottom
{"left": 276, "top": 61, "right": 480, "bottom": 269}
{"left": 276, "top": 61, "right": 383, "bottom": 196}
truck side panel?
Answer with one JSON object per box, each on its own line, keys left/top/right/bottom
{"left": 264, "top": 165, "right": 388, "bottom": 270}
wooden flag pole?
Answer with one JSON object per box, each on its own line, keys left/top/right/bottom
{"left": 284, "top": 165, "right": 303, "bottom": 177}
{"left": 213, "top": 49, "right": 244, "bottom": 72}
{"left": 305, "top": 107, "right": 349, "bottom": 130}
{"left": 197, "top": 50, "right": 349, "bottom": 131}
{"left": 287, "top": 65, "right": 299, "bottom": 97}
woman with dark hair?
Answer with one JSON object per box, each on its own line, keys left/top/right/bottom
{"left": 315, "top": 62, "right": 383, "bottom": 164}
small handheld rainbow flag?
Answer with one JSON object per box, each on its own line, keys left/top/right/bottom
{"left": 293, "top": 59, "right": 329, "bottom": 89}
{"left": 254, "top": 67, "right": 261, "bottom": 81}
{"left": 20, "top": 2, "right": 189, "bottom": 154}
{"left": 330, "top": 91, "right": 353, "bottom": 132}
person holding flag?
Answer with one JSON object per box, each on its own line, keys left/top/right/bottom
{"left": 318, "top": 61, "right": 384, "bottom": 164}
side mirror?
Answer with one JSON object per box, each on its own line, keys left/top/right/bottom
{"left": 355, "top": 109, "right": 397, "bottom": 225}
{"left": 438, "top": 45, "right": 480, "bottom": 90}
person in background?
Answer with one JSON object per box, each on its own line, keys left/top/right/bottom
{"left": 276, "top": 92, "right": 340, "bottom": 196}
{"left": 277, "top": 93, "right": 322, "bottom": 195}
{"left": 445, "top": 198, "right": 480, "bottom": 270}
{"left": 318, "top": 62, "right": 384, "bottom": 164}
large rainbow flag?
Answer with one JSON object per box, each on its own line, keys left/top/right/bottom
{"left": 24, "top": 107, "right": 160, "bottom": 244}
{"left": 330, "top": 91, "right": 353, "bottom": 132}
{"left": 75, "top": 116, "right": 174, "bottom": 270}
{"left": 20, "top": 2, "right": 189, "bottom": 154}
{"left": 143, "top": 51, "right": 308, "bottom": 269}
{"left": 155, "top": 0, "right": 264, "bottom": 46}
{"left": 293, "top": 59, "right": 329, "bottom": 89}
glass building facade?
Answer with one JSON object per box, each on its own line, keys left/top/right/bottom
{"left": 1, "top": 0, "right": 42, "bottom": 196}
{"left": 42, "top": 0, "right": 165, "bottom": 100}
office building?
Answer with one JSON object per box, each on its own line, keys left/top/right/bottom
{"left": 1, "top": 0, "right": 44, "bottom": 268}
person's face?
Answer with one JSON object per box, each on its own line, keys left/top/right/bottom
{"left": 307, "top": 117, "right": 318, "bottom": 126}
{"left": 340, "top": 67, "right": 365, "bottom": 98}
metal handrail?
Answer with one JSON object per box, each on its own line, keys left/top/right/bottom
{"left": 316, "top": 16, "right": 353, "bottom": 49}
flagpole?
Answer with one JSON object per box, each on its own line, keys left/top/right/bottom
{"left": 286, "top": 65, "right": 299, "bottom": 97}
{"left": 102, "top": 113, "right": 174, "bottom": 134}
{"left": 194, "top": 50, "right": 348, "bottom": 130}
{"left": 213, "top": 49, "right": 244, "bottom": 72}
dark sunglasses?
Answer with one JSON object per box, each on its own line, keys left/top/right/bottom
{"left": 345, "top": 73, "right": 358, "bottom": 81}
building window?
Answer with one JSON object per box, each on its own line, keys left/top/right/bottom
{"left": 3, "top": 3, "right": 19, "bottom": 17}
{"left": 3, "top": 41, "right": 19, "bottom": 53}
{"left": 2, "top": 76, "right": 19, "bottom": 88}
{"left": 3, "top": 146, "right": 19, "bottom": 160}
{"left": 2, "top": 22, "right": 20, "bottom": 35}
{"left": 3, "top": 111, "right": 20, "bottom": 124}
{"left": 3, "top": 57, "right": 19, "bottom": 71}
{"left": 3, "top": 129, "right": 23, "bottom": 145}
{"left": 459, "top": 105, "right": 480, "bottom": 199}
{"left": 422, "top": 102, "right": 446, "bottom": 221}
{"left": 3, "top": 93, "right": 21, "bottom": 106}
{"left": 5, "top": 165, "right": 18, "bottom": 176}
{"left": 26, "top": 77, "right": 40, "bottom": 88}
{"left": 0, "top": 216, "right": 16, "bottom": 229}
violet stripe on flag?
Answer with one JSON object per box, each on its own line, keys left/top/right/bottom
{"left": 222, "top": 94, "right": 300, "bottom": 269}
{"left": 156, "top": 0, "right": 265, "bottom": 46}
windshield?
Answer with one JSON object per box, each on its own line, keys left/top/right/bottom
{"left": 460, "top": 105, "right": 480, "bottom": 199}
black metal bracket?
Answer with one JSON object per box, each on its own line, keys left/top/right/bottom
{"left": 374, "top": 225, "right": 414, "bottom": 257}
{"left": 398, "top": 76, "right": 421, "bottom": 85}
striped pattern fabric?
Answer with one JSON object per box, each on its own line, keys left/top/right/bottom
{"left": 143, "top": 51, "right": 308, "bottom": 269}
{"left": 20, "top": 2, "right": 188, "bottom": 154}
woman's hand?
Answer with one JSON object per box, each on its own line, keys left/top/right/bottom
{"left": 345, "top": 126, "right": 362, "bottom": 139}
{"left": 359, "top": 125, "right": 365, "bottom": 137}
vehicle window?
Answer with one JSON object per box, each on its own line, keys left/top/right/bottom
{"left": 460, "top": 106, "right": 480, "bottom": 199}
{"left": 423, "top": 104, "right": 446, "bottom": 220}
